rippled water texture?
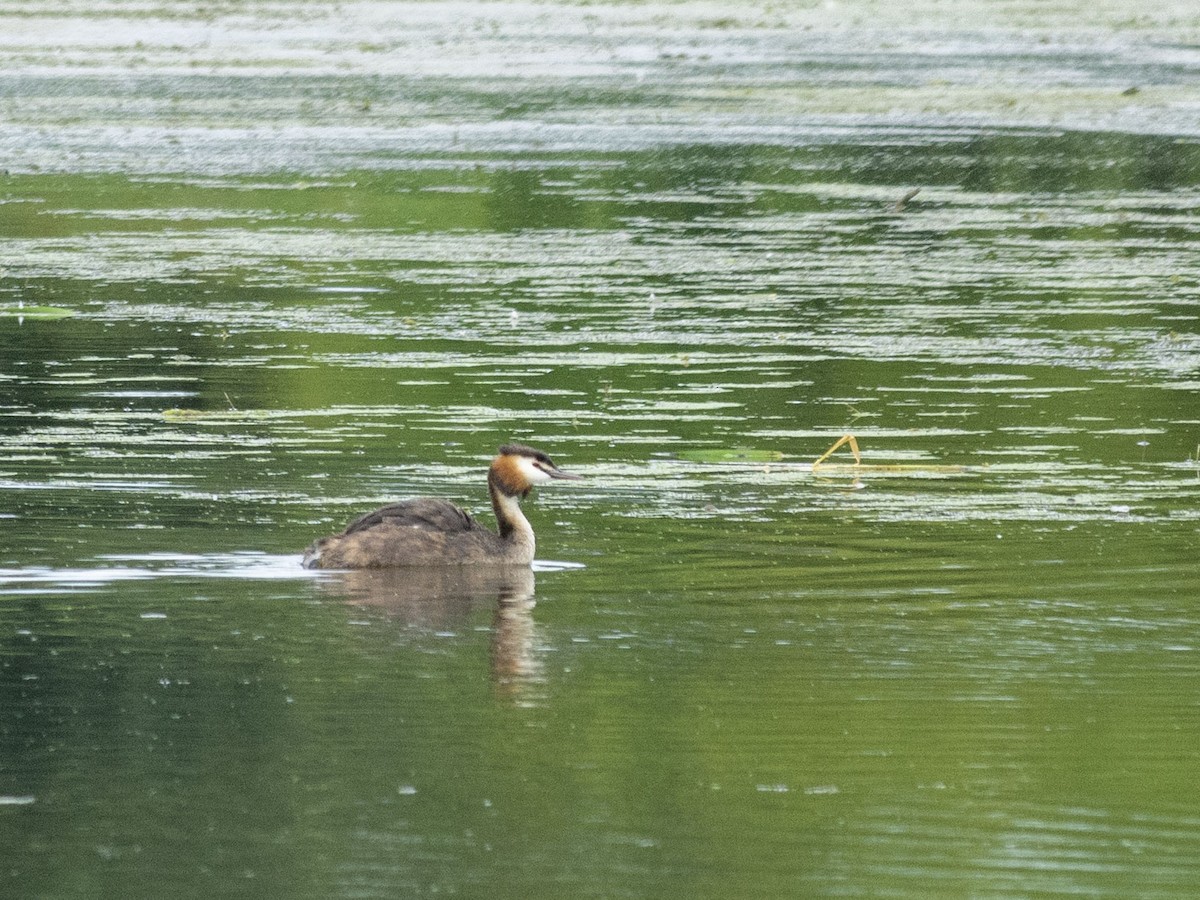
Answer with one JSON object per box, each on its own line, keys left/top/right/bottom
{"left": 1, "top": 2, "right": 1199, "bottom": 897}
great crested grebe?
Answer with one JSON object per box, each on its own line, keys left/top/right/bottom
{"left": 302, "top": 444, "right": 581, "bottom": 569}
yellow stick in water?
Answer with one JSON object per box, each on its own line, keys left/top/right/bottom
{"left": 810, "top": 434, "right": 973, "bottom": 474}
{"left": 811, "top": 434, "right": 861, "bottom": 470}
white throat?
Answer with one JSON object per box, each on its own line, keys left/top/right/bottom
{"left": 494, "top": 490, "right": 535, "bottom": 553}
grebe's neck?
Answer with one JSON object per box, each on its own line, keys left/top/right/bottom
{"left": 488, "top": 468, "right": 535, "bottom": 555}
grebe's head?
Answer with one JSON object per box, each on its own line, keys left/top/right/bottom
{"left": 490, "top": 444, "right": 582, "bottom": 497}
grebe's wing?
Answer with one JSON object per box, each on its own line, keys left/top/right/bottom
{"left": 340, "top": 499, "right": 477, "bottom": 536}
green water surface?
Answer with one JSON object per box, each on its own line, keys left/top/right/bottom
{"left": 1, "top": 2, "right": 1199, "bottom": 897}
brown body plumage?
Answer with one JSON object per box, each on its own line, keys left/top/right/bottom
{"left": 302, "top": 444, "right": 580, "bottom": 569}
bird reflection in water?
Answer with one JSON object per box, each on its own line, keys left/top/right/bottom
{"left": 318, "top": 566, "right": 544, "bottom": 700}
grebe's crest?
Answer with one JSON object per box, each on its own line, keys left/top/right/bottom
{"left": 491, "top": 444, "right": 580, "bottom": 497}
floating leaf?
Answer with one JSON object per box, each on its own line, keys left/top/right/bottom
{"left": 678, "top": 448, "right": 785, "bottom": 463}
{"left": 162, "top": 408, "right": 210, "bottom": 422}
{"left": 0, "top": 305, "right": 75, "bottom": 320}
{"left": 162, "top": 408, "right": 268, "bottom": 422}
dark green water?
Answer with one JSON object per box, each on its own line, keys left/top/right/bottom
{"left": 2, "top": 2, "right": 1200, "bottom": 897}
